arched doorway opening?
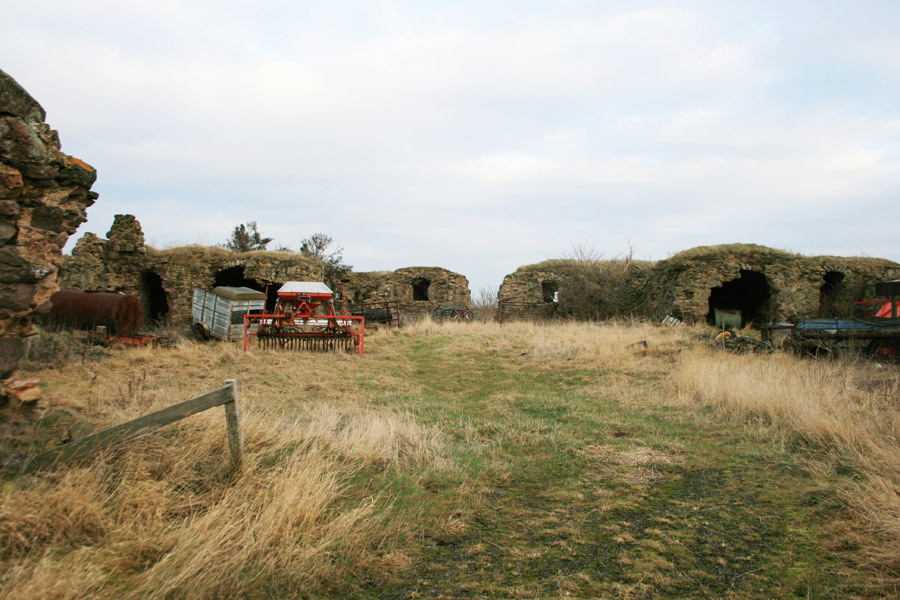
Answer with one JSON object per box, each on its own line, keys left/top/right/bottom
{"left": 140, "top": 270, "right": 169, "bottom": 324}
{"left": 541, "top": 280, "right": 559, "bottom": 303}
{"left": 412, "top": 278, "right": 431, "bottom": 301}
{"left": 819, "top": 271, "right": 846, "bottom": 317}
{"left": 706, "top": 270, "right": 772, "bottom": 327}
{"left": 212, "top": 266, "right": 278, "bottom": 311}
{"left": 213, "top": 266, "right": 262, "bottom": 290}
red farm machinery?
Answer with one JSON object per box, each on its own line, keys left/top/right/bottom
{"left": 242, "top": 282, "right": 364, "bottom": 354}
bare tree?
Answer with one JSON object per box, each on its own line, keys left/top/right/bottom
{"left": 472, "top": 285, "right": 498, "bottom": 321}
{"left": 300, "top": 233, "right": 352, "bottom": 288}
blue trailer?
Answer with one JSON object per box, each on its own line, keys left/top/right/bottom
{"left": 785, "top": 280, "right": 900, "bottom": 360}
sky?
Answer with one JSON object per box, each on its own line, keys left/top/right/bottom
{"left": 3, "top": 0, "right": 900, "bottom": 296}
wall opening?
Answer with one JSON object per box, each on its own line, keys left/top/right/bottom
{"left": 213, "top": 266, "right": 275, "bottom": 310}
{"left": 213, "top": 266, "right": 262, "bottom": 290}
{"left": 140, "top": 270, "right": 169, "bottom": 324}
{"left": 706, "top": 270, "right": 771, "bottom": 327}
{"left": 265, "top": 282, "right": 283, "bottom": 313}
{"left": 541, "top": 280, "right": 559, "bottom": 303}
{"left": 819, "top": 271, "right": 846, "bottom": 317}
{"left": 412, "top": 278, "right": 431, "bottom": 301}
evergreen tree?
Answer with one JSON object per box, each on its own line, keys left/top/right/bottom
{"left": 226, "top": 222, "right": 272, "bottom": 252}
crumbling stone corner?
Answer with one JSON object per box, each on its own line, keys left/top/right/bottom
{"left": 0, "top": 69, "right": 96, "bottom": 403}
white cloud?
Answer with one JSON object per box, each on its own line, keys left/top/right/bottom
{"left": 3, "top": 0, "right": 899, "bottom": 296}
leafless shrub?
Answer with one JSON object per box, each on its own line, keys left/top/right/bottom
{"left": 555, "top": 244, "right": 649, "bottom": 321}
{"left": 473, "top": 286, "right": 498, "bottom": 321}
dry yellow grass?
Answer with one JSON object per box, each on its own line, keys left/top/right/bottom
{"left": 2, "top": 338, "right": 451, "bottom": 598}
{"left": 673, "top": 345, "right": 900, "bottom": 573}
{"left": 5, "top": 320, "right": 900, "bottom": 595}
{"left": 674, "top": 349, "right": 900, "bottom": 458}
{"left": 400, "top": 317, "right": 685, "bottom": 369}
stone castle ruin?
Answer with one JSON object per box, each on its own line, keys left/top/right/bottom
{"left": 62, "top": 223, "right": 900, "bottom": 332}
{"left": 343, "top": 267, "right": 470, "bottom": 313}
{"left": 0, "top": 69, "right": 97, "bottom": 398}
{"left": 499, "top": 244, "right": 900, "bottom": 326}
{"left": 5, "top": 67, "right": 898, "bottom": 377}
{"left": 60, "top": 215, "right": 473, "bottom": 326}
{"left": 61, "top": 215, "right": 323, "bottom": 325}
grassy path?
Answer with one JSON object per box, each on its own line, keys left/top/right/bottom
{"left": 7, "top": 325, "right": 887, "bottom": 598}
{"left": 365, "top": 332, "right": 861, "bottom": 599}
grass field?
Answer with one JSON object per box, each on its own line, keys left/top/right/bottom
{"left": 2, "top": 320, "right": 899, "bottom": 599}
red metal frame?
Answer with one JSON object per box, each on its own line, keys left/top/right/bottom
{"left": 854, "top": 299, "right": 892, "bottom": 318}
{"left": 242, "top": 284, "right": 365, "bottom": 354}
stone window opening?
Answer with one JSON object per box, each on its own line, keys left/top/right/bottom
{"left": 412, "top": 278, "right": 431, "bottom": 301}
{"left": 541, "top": 280, "right": 559, "bottom": 303}
{"left": 140, "top": 270, "right": 169, "bottom": 323}
{"left": 706, "top": 269, "right": 772, "bottom": 328}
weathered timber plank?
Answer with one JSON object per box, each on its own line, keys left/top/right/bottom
{"left": 19, "top": 384, "right": 234, "bottom": 475}
{"left": 223, "top": 379, "right": 243, "bottom": 467}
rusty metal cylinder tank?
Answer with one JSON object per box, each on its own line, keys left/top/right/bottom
{"left": 49, "top": 290, "right": 144, "bottom": 336}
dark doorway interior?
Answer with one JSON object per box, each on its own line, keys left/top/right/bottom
{"left": 541, "top": 280, "right": 559, "bottom": 303}
{"left": 213, "top": 266, "right": 275, "bottom": 311}
{"left": 412, "top": 278, "right": 431, "bottom": 301}
{"left": 706, "top": 270, "right": 771, "bottom": 327}
{"left": 141, "top": 271, "right": 169, "bottom": 323}
{"left": 213, "top": 266, "right": 262, "bottom": 290}
{"left": 264, "top": 283, "right": 283, "bottom": 313}
{"left": 819, "top": 271, "right": 845, "bottom": 317}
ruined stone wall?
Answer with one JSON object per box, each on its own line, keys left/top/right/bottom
{"left": 497, "top": 270, "right": 561, "bottom": 305}
{"left": 501, "top": 245, "right": 900, "bottom": 325}
{"left": 0, "top": 70, "right": 96, "bottom": 389}
{"left": 61, "top": 215, "right": 323, "bottom": 326}
{"left": 651, "top": 245, "right": 900, "bottom": 323}
{"left": 61, "top": 217, "right": 473, "bottom": 326}
{"left": 498, "top": 259, "right": 654, "bottom": 321}
{"left": 343, "top": 267, "right": 471, "bottom": 315}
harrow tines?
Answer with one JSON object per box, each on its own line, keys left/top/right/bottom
{"left": 256, "top": 333, "right": 357, "bottom": 353}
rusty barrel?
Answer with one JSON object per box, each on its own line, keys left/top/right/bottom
{"left": 49, "top": 290, "right": 144, "bottom": 336}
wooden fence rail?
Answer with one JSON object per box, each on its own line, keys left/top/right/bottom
{"left": 8, "top": 379, "right": 243, "bottom": 477}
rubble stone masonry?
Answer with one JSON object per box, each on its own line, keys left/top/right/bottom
{"left": 0, "top": 70, "right": 96, "bottom": 388}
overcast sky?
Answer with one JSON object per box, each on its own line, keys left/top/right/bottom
{"left": 4, "top": 1, "right": 900, "bottom": 295}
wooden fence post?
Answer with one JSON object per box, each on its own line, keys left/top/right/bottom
{"left": 223, "top": 378, "right": 243, "bottom": 468}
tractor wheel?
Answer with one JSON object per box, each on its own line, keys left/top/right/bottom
{"left": 867, "top": 339, "right": 900, "bottom": 361}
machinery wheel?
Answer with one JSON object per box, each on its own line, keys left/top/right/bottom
{"left": 867, "top": 339, "right": 900, "bottom": 361}
{"left": 192, "top": 321, "right": 211, "bottom": 341}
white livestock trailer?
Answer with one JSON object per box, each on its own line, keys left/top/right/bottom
{"left": 192, "top": 286, "right": 267, "bottom": 341}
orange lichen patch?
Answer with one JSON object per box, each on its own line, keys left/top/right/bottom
{"left": 65, "top": 155, "right": 96, "bottom": 173}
